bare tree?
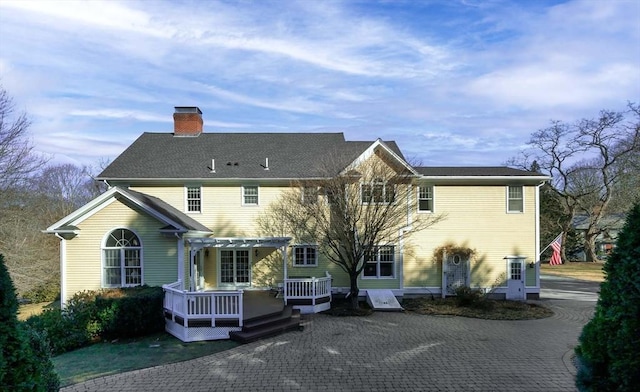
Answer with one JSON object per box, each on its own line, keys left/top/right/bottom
{"left": 259, "top": 155, "right": 444, "bottom": 309}
{"left": 0, "top": 86, "right": 46, "bottom": 193}
{"left": 0, "top": 163, "right": 105, "bottom": 299}
{"left": 511, "top": 103, "right": 640, "bottom": 262}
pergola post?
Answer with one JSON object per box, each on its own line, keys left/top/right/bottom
{"left": 281, "top": 245, "right": 288, "bottom": 305}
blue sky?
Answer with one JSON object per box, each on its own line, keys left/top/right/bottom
{"left": 1, "top": 0, "right": 638, "bottom": 169}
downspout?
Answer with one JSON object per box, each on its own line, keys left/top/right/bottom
{"left": 55, "top": 234, "right": 67, "bottom": 309}
{"left": 535, "top": 182, "right": 543, "bottom": 291}
{"left": 398, "top": 184, "right": 414, "bottom": 292}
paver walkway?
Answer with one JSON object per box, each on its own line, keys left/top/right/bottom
{"left": 62, "top": 277, "right": 597, "bottom": 392}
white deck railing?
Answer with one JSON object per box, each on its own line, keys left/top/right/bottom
{"left": 162, "top": 281, "right": 244, "bottom": 327}
{"left": 284, "top": 276, "right": 332, "bottom": 306}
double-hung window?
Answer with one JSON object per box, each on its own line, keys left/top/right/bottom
{"left": 507, "top": 186, "right": 524, "bottom": 213}
{"left": 103, "top": 228, "right": 142, "bottom": 288}
{"left": 243, "top": 185, "right": 259, "bottom": 205}
{"left": 363, "top": 245, "right": 395, "bottom": 278}
{"left": 302, "top": 187, "right": 319, "bottom": 204}
{"left": 186, "top": 186, "right": 201, "bottom": 212}
{"left": 418, "top": 185, "right": 433, "bottom": 212}
{"left": 361, "top": 179, "right": 395, "bottom": 204}
{"left": 293, "top": 245, "right": 317, "bottom": 267}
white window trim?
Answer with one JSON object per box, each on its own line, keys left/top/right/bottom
{"left": 101, "top": 228, "right": 144, "bottom": 288}
{"left": 185, "top": 185, "right": 202, "bottom": 213}
{"left": 242, "top": 185, "right": 259, "bottom": 206}
{"left": 362, "top": 245, "right": 396, "bottom": 279}
{"left": 506, "top": 185, "right": 525, "bottom": 213}
{"left": 292, "top": 245, "right": 318, "bottom": 267}
{"left": 417, "top": 185, "right": 434, "bottom": 213}
{"left": 361, "top": 179, "right": 396, "bottom": 205}
{"left": 505, "top": 256, "right": 526, "bottom": 285}
{"left": 302, "top": 186, "right": 319, "bottom": 205}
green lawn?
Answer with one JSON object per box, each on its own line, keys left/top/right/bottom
{"left": 53, "top": 332, "right": 238, "bottom": 387}
{"left": 540, "top": 261, "right": 605, "bottom": 282}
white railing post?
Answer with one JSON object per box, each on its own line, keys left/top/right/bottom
{"left": 238, "top": 290, "right": 244, "bottom": 327}
{"left": 312, "top": 277, "right": 317, "bottom": 306}
{"left": 214, "top": 293, "right": 218, "bottom": 327}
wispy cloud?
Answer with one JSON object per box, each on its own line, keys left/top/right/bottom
{"left": 0, "top": 0, "right": 638, "bottom": 166}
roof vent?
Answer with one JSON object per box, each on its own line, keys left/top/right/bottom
{"left": 173, "top": 106, "right": 203, "bottom": 136}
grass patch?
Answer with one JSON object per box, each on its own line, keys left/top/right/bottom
{"left": 17, "top": 300, "right": 60, "bottom": 321}
{"left": 402, "top": 297, "right": 554, "bottom": 320}
{"left": 541, "top": 261, "right": 604, "bottom": 282}
{"left": 53, "top": 332, "right": 238, "bottom": 387}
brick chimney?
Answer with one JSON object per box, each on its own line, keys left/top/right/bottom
{"left": 173, "top": 106, "right": 203, "bottom": 136}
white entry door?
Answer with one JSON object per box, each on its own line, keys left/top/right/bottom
{"left": 219, "top": 249, "right": 250, "bottom": 289}
{"left": 506, "top": 258, "right": 525, "bottom": 300}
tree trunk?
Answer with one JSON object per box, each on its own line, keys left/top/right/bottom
{"left": 584, "top": 233, "right": 599, "bottom": 262}
{"left": 349, "top": 273, "right": 359, "bottom": 309}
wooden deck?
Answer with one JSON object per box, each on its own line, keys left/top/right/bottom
{"left": 242, "top": 290, "right": 284, "bottom": 320}
{"left": 163, "top": 278, "right": 331, "bottom": 342}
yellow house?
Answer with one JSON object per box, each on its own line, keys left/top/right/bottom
{"left": 46, "top": 106, "right": 548, "bottom": 342}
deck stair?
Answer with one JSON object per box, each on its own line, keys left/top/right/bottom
{"left": 229, "top": 305, "right": 302, "bottom": 343}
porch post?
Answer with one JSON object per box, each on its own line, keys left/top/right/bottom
{"left": 281, "top": 246, "right": 288, "bottom": 305}
{"left": 177, "top": 236, "right": 185, "bottom": 290}
{"left": 189, "top": 248, "right": 196, "bottom": 291}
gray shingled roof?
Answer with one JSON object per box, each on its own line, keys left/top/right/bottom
{"left": 415, "top": 166, "right": 545, "bottom": 177}
{"left": 120, "top": 187, "right": 211, "bottom": 232}
{"left": 98, "top": 133, "right": 401, "bottom": 180}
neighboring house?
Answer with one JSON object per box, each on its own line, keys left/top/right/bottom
{"left": 46, "top": 107, "right": 548, "bottom": 342}
{"left": 571, "top": 214, "right": 626, "bottom": 260}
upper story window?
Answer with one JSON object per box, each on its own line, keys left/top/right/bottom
{"left": 243, "top": 185, "right": 259, "bottom": 205}
{"left": 361, "top": 179, "right": 395, "bottom": 204}
{"left": 186, "top": 186, "right": 201, "bottom": 212}
{"left": 103, "top": 228, "right": 142, "bottom": 288}
{"left": 418, "top": 185, "right": 434, "bottom": 212}
{"left": 293, "top": 245, "right": 317, "bottom": 267}
{"left": 507, "top": 186, "right": 524, "bottom": 213}
{"left": 363, "top": 245, "right": 395, "bottom": 278}
{"left": 302, "top": 187, "right": 319, "bottom": 204}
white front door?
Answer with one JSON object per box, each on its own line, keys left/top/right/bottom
{"left": 219, "top": 249, "right": 251, "bottom": 289}
{"left": 506, "top": 258, "right": 525, "bottom": 300}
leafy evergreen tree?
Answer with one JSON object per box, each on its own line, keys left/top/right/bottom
{"left": 576, "top": 202, "right": 640, "bottom": 391}
{"left": 0, "top": 254, "right": 59, "bottom": 391}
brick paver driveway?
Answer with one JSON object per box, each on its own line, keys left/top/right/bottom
{"left": 62, "top": 276, "right": 597, "bottom": 392}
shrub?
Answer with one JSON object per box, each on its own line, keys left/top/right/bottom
{"left": 454, "top": 286, "right": 483, "bottom": 306}
{"left": 25, "top": 308, "right": 91, "bottom": 355}
{"left": 21, "top": 274, "right": 61, "bottom": 303}
{"left": 95, "top": 286, "right": 164, "bottom": 339}
{"left": 0, "top": 254, "right": 60, "bottom": 391}
{"left": 575, "top": 202, "right": 640, "bottom": 392}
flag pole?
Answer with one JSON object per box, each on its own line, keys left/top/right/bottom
{"left": 540, "top": 233, "right": 562, "bottom": 257}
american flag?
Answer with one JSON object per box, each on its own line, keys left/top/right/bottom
{"left": 549, "top": 234, "right": 563, "bottom": 265}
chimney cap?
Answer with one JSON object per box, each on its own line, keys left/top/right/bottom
{"left": 174, "top": 106, "right": 202, "bottom": 114}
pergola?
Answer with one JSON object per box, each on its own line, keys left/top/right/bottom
{"left": 184, "top": 237, "right": 292, "bottom": 291}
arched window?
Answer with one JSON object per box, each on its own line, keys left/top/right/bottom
{"left": 103, "top": 229, "right": 142, "bottom": 287}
